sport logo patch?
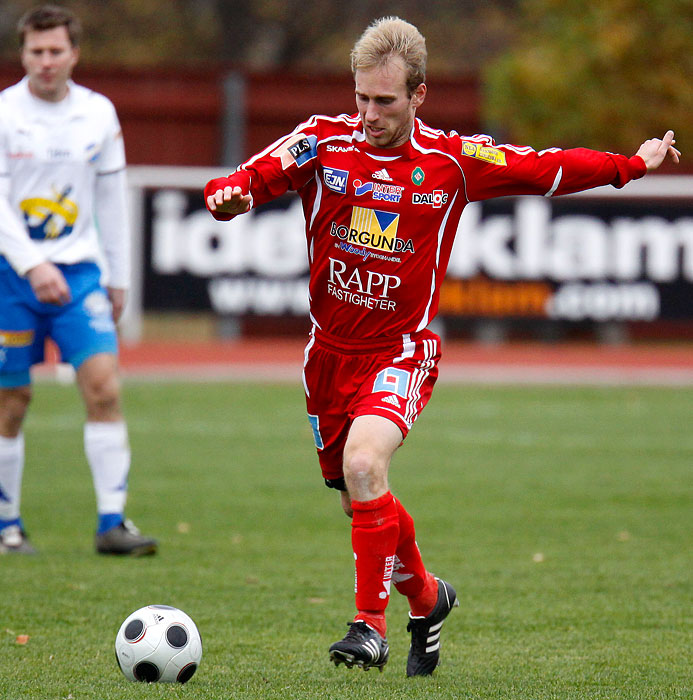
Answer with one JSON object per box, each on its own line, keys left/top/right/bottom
{"left": 271, "top": 133, "right": 318, "bottom": 170}
{"left": 353, "top": 179, "right": 404, "bottom": 203}
{"left": 461, "top": 141, "right": 507, "bottom": 166}
{"left": 381, "top": 394, "right": 401, "bottom": 408}
{"left": 323, "top": 166, "right": 349, "bottom": 194}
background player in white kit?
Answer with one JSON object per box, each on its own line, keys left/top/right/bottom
{"left": 0, "top": 5, "right": 156, "bottom": 556}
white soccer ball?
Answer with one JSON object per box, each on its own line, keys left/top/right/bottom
{"left": 115, "top": 605, "right": 202, "bottom": 683}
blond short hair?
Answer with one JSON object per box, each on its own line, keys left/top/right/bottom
{"left": 351, "top": 17, "right": 427, "bottom": 96}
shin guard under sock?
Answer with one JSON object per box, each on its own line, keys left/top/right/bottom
{"left": 351, "top": 491, "right": 399, "bottom": 637}
{"left": 392, "top": 497, "right": 439, "bottom": 617}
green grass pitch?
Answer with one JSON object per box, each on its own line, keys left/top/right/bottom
{"left": 0, "top": 381, "right": 691, "bottom": 699}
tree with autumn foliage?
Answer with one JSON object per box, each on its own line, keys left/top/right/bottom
{"left": 483, "top": 0, "right": 690, "bottom": 160}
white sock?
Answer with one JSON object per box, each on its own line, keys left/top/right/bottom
{"left": 84, "top": 421, "right": 130, "bottom": 516}
{"left": 0, "top": 433, "right": 24, "bottom": 525}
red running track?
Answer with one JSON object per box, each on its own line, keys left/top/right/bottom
{"left": 111, "top": 339, "right": 693, "bottom": 385}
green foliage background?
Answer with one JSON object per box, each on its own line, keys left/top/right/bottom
{"left": 0, "top": 0, "right": 688, "bottom": 158}
{"left": 483, "top": 0, "right": 691, "bottom": 153}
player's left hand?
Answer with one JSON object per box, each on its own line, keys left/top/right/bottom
{"left": 108, "top": 287, "right": 127, "bottom": 323}
{"left": 636, "top": 130, "right": 681, "bottom": 170}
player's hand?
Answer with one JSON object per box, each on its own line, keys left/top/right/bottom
{"left": 27, "top": 261, "right": 71, "bottom": 305}
{"left": 636, "top": 130, "right": 681, "bottom": 171}
{"left": 108, "top": 287, "right": 127, "bottom": 323}
{"left": 206, "top": 185, "right": 252, "bottom": 216}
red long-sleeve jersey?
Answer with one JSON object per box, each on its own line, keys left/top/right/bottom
{"left": 205, "top": 114, "right": 646, "bottom": 342}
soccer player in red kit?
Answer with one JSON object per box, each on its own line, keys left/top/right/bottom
{"left": 205, "top": 17, "right": 680, "bottom": 676}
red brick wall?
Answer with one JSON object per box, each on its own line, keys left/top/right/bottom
{"left": 0, "top": 64, "right": 481, "bottom": 166}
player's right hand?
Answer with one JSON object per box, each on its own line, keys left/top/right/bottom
{"left": 206, "top": 185, "right": 252, "bottom": 215}
{"left": 27, "top": 261, "right": 71, "bottom": 305}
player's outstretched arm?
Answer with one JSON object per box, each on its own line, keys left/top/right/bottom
{"left": 636, "top": 130, "right": 681, "bottom": 171}
{"left": 206, "top": 184, "right": 252, "bottom": 216}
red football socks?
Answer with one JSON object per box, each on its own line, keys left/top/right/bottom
{"left": 392, "top": 497, "right": 439, "bottom": 617}
{"left": 350, "top": 492, "right": 399, "bottom": 637}
{"left": 350, "top": 492, "right": 439, "bottom": 635}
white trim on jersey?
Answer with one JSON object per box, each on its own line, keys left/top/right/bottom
{"left": 416, "top": 271, "right": 438, "bottom": 333}
{"left": 393, "top": 334, "right": 416, "bottom": 363}
{"left": 545, "top": 166, "right": 563, "bottom": 197}
{"left": 302, "top": 331, "right": 317, "bottom": 398}
{"left": 365, "top": 154, "right": 402, "bottom": 162}
{"left": 410, "top": 128, "right": 470, "bottom": 202}
{"left": 309, "top": 172, "right": 324, "bottom": 229}
{"left": 403, "top": 336, "right": 438, "bottom": 426}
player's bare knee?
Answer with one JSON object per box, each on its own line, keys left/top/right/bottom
{"left": 343, "top": 449, "right": 387, "bottom": 500}
{"left": 82, "top": 375, "right": 122, "bottom": 421}
{"left": 0, "top": 386, "right": 32, "bottom": 436}
{"left": 343, "top": 449, "right": 374, "bottom": 485}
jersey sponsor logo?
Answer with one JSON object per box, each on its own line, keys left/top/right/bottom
{"left": 20, "top": 185, "right": 78, "bottom": 240}
{"left": 412, "top": 190, "right": 449, "bottom": 208}
{"left": 461, "top": 141, "right": 507, "bottom": 166}
{"left": 0, "top": 330, "right": 34, "bottom": 347}
{"left": 353, "top": 179, "right": 404, "bottom": 202}
{"left": 336, "top": 241, "right": 401, "bottom": 264}
{"left": 372, "top": 168, "right": 392, "bottom": 181}
{"left": 271, "top": 132, "right": 318, "bottom": 169}
{"left": 323, "top": 166, "right": 349, "bottom": 194}
{"left": 327, "top": 257, "right": 400, "bottom": 311}
{"left": 326, "top": 144, "right": 356, "bottom": 152}
{"left": 48, "top": 148, "right": 71, "bottom": 160}
{"left": 329, "top": 206, "right": 415, "bottom": 255}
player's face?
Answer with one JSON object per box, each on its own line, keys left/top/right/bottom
{"left": 21, "top": 26, "right": 79, "bottom": 102}
{"left": 355, "top": 56, "right": 426, "bottom": 148}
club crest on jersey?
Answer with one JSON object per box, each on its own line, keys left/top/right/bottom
{"left": 411, "top": 167, "right": 425, "bottom": 185}
{"left": 271, "top": 132, "right": 318, "bottom": 169}
{"left": 21, "top": 185, "right": 78, "bottom": 240}
{"left": 461, "top": 141, "right": 507, "bottom": 166}
{"left": 353, "top": 179, "right": 404, "bottom": 203}
{"left": 323, "top": 166, "right": 349, "bottom": 194}
{"left": 330, "top": 206, "right": 415, "bottom": 254}
{"left": 412, "top": 190, "right": 449, "bottom": 208}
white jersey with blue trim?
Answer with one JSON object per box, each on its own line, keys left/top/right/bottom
{"left": 0, "top": 77, "right": 128, "bottom": 283}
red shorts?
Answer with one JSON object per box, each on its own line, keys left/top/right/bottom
{"left": 302, "top": 326, "right": 441, "bottom": 483}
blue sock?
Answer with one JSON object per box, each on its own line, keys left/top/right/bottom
{"left": 97, "top": 513, "right": 123, "bottom": 534}
{"left": 0, "top": 517, "right": 21, "bottom": 531}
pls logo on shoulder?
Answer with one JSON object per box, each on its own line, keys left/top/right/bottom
{"left": 323, "top": 166, "right": 349, "bottom": 194}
